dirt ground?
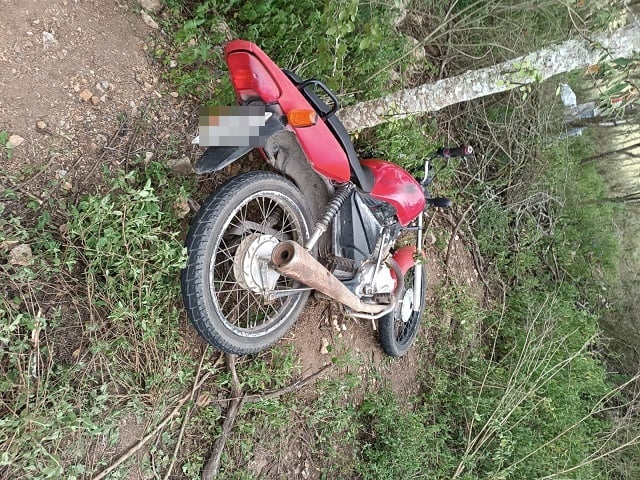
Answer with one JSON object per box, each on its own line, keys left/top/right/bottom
{"left": 0, "top": 0, "right": 194, "bottom": 192}
{"left": 0, "top": 1, "right": 483, "bottom": 477}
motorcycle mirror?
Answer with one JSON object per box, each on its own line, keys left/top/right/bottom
{"left": 421, "top": 160, "right": 432, "bottom": 186}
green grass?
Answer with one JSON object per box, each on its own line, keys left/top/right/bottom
{"left": 157, "top": 0, "right": 412, "bottom": 102}
{"left": 298, "top": 100, "right": 635, "bottom": 478}
{"left": 0, "top": 159, "right": 202, "bottom": 478}
{"left": 0, "top": 130, "right": 13, "bottom": 159}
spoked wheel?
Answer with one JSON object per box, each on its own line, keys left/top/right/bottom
{"left": 181, "top": 171, "right": 313, "bottom": 354}
{"left": 378, "top": 263, "right": 427, "bottom": 357}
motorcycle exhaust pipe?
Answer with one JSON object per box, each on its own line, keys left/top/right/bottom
{"left": 271, "top": 241, "right": 389, "bottom": 315}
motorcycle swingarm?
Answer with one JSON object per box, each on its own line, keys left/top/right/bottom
{"left": 193, "top": 111, "right": 286, "bottom": 174}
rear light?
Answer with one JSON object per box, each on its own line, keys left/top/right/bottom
{"left": 226, "top": 52, "right": 281, "bottom": 102}
{"left": 287, "top": 109, "right": 317, "bottom": 127}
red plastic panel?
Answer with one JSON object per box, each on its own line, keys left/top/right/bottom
{"left": 390, "top": 245, "right": 418, "bottom": 288}
{"left": 361, "top": 159, "right": 426, "bottom": 226}
{"left": 224, "top": 41, "right": 350, "bottom": 183}
{"left": 392, "top": 245, "right": 417, "bottom": 275}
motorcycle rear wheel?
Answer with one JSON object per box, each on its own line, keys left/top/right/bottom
{"left": 181, "top": 171, "right": 313, "bottom": 354}
{"left": 378, "top": 263, "right": 427, "bottom": 357}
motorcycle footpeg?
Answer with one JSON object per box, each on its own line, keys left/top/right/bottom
{"left": 427, "top": 197, "right": 452, "bottom": 208}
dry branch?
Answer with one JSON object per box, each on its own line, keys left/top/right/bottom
{"left": 91, "top": 353, "right": 223, "bottom": 480}
{"left": 202, "top": 354, "right": 243, "bottom": 480}
{"left": 445, "top": 203, "right": 474, "bottom": 270}
{"left": 163, "top": 347, "right": 209, "bottom": 480}
{"left": 201, "top": 359, "right": 333, "bottom": 480}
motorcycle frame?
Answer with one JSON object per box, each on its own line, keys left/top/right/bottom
{"left": 195, "top": 40, "right": 427, "bottom": 313}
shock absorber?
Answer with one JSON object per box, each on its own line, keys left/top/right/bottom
{"left": 305, "top": 183, "right": 355, "bottom": 250}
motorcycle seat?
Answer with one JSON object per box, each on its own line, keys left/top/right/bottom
{"left": 282, "top": 69, "right": 374, "bottom": 193}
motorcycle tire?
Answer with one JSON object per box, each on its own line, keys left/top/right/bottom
{"left": 181, "top": 171, "right": 313, "bottom": 355}
{"left": 378, "top": 263, "right": 427, "bottom": 357}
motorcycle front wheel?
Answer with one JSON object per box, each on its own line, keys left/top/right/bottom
{"left": 378, "top": 263, "right": 427, "bottom": 357}
{"left": 181, "top": 171, "right": 313, "bottom": 354}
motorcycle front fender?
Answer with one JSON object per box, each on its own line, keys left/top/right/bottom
{"left": 194, "top": 146, "right": 253, "bottom": 174}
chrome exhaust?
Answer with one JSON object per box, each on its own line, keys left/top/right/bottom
{"left": 271, "top": 241, "right": 390, "bottom": 315}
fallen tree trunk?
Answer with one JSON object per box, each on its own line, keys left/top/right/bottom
{"left": 338, "top": 23, "right": 640, "bottom": 132}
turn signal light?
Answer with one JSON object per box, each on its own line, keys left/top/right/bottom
{"left": 287, "top": 109, "right": 318, "bottom": 127}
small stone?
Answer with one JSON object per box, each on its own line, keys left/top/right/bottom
{"left": 214, "top": 20, "right": 233, "bottom": 41}
{"left": 139, "top": 0, "right": 162, "bottom": 13}
{"left": 36, "top": 120, "right": 47, "bottom": 131}
{"left": 169, "top": 59, "right": 177, "bottom": 68}
{"left": 8, "top": 134, "right": 25, "bottom": 147}
{"left": 143, "top": 81, "right": 153, "bottom": 90}
{"left": 61, "top": 180, "right": 73, "bottom": 191}
{"left": 42, "top": 31, "right": 57, "bottom": 49}
{"left": 55, "top": 169, "right": 68, "bottom": 179}
{"left": 90, "top": 95, "right": 100, "bottom": 106}
{"left": 141, "top": 11, "right": 159, "bottom": 29}
{"left": 8, "top": 244, "right": 33, "bottom": 266}
{"left": 320, "top": 337, "right": 330, "bottom": 355}
{"left": 100, "top": 80, "right": 110, "bottom": 90}
{"left": 0, "top": 240, "right": 20, "bottom": 250}
{"left": 173, "top": 195, "right": 190, "bottom": 218}
{"left": 331, "top": 317, "right": 340, "bottom": 332}
{"left": 79, "top": 88, "right": 93, "bottom": 102}
{"left": 169, "top": 91, "right": 179, "bottom": 98}
{"left": 167, "top": 156, "right": 193, "bottom": 176}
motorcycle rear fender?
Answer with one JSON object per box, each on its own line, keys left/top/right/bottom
{"left": 224, "top": 40, "right": 351, "bottom": 183}
{"left": 194, "top": 111, "right": 287, "bottom": 174}
{"left": 194, "top": 146, "right": 253, "bottom": 174}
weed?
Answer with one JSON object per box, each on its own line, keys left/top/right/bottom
{"left": 0, "top": 160, "right": 203, "bottom": 478}
{"left": 159, "top": 0, "right": 412, "bottom": 102}
{"left": 0, "top": 130, "right": 12, "bottom": 159}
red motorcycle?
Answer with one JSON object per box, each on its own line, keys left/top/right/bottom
{"left": 181, "top": 40, "right": 471, "bottom": 356}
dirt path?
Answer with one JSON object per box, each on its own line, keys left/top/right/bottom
{"left": 0, "top": 0, "right": 185, "bottom": 188}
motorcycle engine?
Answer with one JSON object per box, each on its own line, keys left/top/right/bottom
{"left": 355, "top": 260, "right": 396, "bottom": 297}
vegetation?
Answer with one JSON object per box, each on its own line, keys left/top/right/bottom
{"left": 157, "top": 0, "right": 412, "bottom": 101}
{"left": 1, "top": 0, "right": 638, "bottom": 479}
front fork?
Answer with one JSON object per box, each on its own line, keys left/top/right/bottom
{"left": 413, "top": 212, "right": 424, "bottom": 312}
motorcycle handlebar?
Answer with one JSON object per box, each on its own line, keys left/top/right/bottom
{"left": 436, "top": 145, "right": 474, "bottom": 158}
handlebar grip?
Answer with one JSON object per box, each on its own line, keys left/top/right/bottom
{"left": 437, "top": 145, "right": 474, "bottom": 158}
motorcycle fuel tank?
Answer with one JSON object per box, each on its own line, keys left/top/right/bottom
{"left": 360, "top": 159, "right": 426, "bottom": 226}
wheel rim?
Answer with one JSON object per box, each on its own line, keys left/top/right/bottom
{"left": 394, "top": 268, "right": 421, "bottom": 344}
{"left": 208, "top": 190, "right": 309, "bottom": 337}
